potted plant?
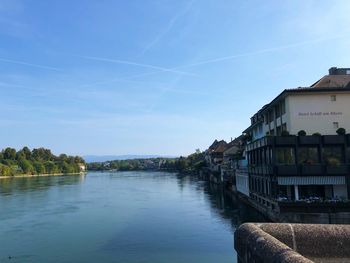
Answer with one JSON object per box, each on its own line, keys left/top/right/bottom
{"left": 326, "top": 157, "right": 347, "bottom": 174}
{"left": 336, "top": 128, "right": 346, "bottom": 135}
{"left": 324, "top": 128, "right": 346, "bottom": 144}
{"left": 299, "top": 130, "right": 321, "bottom": 145}
{"left": 298, "top": 130, "right": 307, "bottom": 136}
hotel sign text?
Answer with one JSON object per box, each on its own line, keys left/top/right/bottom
{"left": 298, "top": 111, "right": 343, "bottom": 117}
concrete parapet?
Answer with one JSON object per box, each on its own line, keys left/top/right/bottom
{"left": 234, "top": 223, "right": 350, "bottom": 263}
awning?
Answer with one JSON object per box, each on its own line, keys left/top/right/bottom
{"left": 278, "top": 176, "right": 345, "bottom": 185}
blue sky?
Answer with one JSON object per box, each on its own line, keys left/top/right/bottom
{"left": 1, "top": 0, "right": 350, "bottom": 156}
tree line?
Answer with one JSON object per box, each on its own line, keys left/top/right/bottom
{"left": 87, "top": 150, "right": 206, "bottom": 173}
{"left": 0, "top": 147, "right": 85, "bottom": 177}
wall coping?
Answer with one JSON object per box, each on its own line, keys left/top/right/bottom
{"left": 234, "top": 223, "right": 350, "bottom": 263}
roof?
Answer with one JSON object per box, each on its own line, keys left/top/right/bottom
{"left": 208, "top": 140, "right": 227, "bottom": 153}
{"left": 213, "top": 143, "right": 228, "bottom": 153}
{"left": 311, "top": 75, "right": 350, "bottom": 88}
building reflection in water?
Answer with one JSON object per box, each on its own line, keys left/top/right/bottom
{"left": 175, "top": 174, "right": 267, "bottom": 231}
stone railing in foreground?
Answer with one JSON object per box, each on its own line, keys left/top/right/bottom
{"left": 234, "top": 223, "right": 350, "bottom": 263}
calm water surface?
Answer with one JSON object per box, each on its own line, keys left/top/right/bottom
{"left": 0, "top": 172, "right": 265, "bottom": 263}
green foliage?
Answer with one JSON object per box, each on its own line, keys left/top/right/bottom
{"left": 312, "top": 132, "right": 322, "bottom": 136}
{"left": 0, "top": 147, "right": 85, "bottom": 176}
{"left": 0, "top": 164, "right": 13, "bottom": 176}
{"left": 298, "top": 130, "right": 307, "bottom": 136}
{"left": 326, "top": 157, "right": 341, "bottom": 167}
{"left": 336, "top": 128, "right": 346, "bottom": 135}
{"left": 3, "top": 147, "right": 16, "bottom": 160}
{"left": 87, "top": 150, "right": 206, "bottom": 173}
{"left": 18, "top": 158, "right": 34, "bottom": 174}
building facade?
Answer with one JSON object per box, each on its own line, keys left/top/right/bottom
{"left": 243, "top": 67, "right": 350, "bottom": 216}
{"left": 245, "top": 67, "right": 350, "bottom": 140}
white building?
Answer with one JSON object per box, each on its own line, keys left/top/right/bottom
{"left": 243, "top": 67, "right": 350, "bottom": 208}
{"left": 246, "top": 67, "right": 350, "bottom": 140}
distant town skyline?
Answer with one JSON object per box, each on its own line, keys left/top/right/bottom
{"left": 1, "top": 0, "right": 350, "bottom": 156}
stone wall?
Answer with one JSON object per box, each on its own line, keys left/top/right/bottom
{"left": 234, "top": 223, "right": 350, "bottom": 263}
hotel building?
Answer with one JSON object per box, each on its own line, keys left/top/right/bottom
{"left": 241, "top": 67, "right": 350, "bottom": 220}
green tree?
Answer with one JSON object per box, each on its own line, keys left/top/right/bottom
{"left": 19, "top": 159, "right": 34, "bottom": 174}
{"left": 3, "top": 147, "right": 16, "bottom": 160}
{"left": 44, "top": 161, "right": 59, "bottom": 174}
{"left": 0, "top": 164, "right": 13, "bottom": 176}
{"left": 33, "top": 161, "right": 46, "bottom": 174}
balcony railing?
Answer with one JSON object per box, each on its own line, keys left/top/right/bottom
{"left": 323, "top": 135, "right": 346, "bottom": 144}
{"left": 246, "top": 134, "right": 350, "bottom": 151}
{"left": 248, "top": 164, "right": 349, "bottom": 176}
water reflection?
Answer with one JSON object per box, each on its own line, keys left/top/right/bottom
{"left": 175, "top": 174, "right": 267, "bottom": 231}
{"left": 0, "top": 174, "right": 85, "bottom": 196}
{"left": 0, "top": 172, "right": 264, "bottom": 263}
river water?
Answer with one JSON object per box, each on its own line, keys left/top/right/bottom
{"left": 0, "top": 171, "right": 265, "bottom": 263}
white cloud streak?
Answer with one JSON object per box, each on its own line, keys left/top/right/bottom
{"left": 78, "top": 55, "right": 196, "bottom": 76}
{"left": 141, "top": 0, "right": 196, "bottom": 55}
{"left": 81, "top": 33, "right": 349, "bottom": 88}
{"left": 176, "top": 34, "right": 350, "bottom": 69}
{"left": 0, "top": 57, "right": 62, "bottom": 71}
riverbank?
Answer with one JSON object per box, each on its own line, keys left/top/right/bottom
{"left": 0, "top": 172, "right": 86, "bottom": 179}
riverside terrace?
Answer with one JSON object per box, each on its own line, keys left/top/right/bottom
{"left": 244, "top": 134, "right": 350, "bottom": 223}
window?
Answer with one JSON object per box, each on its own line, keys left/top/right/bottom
{"left": 323, "top": 147, "right": 343, "bottom": 166}
{"left": 268, "top": 110, "right": 274, "bottom": 123}
{"left": 276, "top": 126, "right": 282, "bottom": 136}
{"left": 276, "top": 147, "right": 295, "bottom": 164}
{"left": 331, "top": 95, "right": 337, "bottom": 101}
{"left": 282, "top": 123, "right": 287, "bottom": 131}
{"left": 275, "top": 104, "right": 281, "bottom": 118}
{"left": 298, "top": 147, "right": 319, "bottom": 164}
{"left": 333, "top": 122, "right": 339, "bottom": 129}
{"left": 281, "top": 99, "right": 286, "bottom": 115}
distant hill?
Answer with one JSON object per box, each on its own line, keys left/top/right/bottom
{"left": 83, "top": 155, "right": 177, "bottom": 163}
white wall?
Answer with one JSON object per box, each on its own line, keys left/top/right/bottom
{"left": 236, "top": 172, "right": 249, "bottom": 197}
{"left": 286, "top": 93, "right": 350, "bottom": 135}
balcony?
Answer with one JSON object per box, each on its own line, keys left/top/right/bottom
{"left": 326, "top": 164, "right": 348, "bottom": 175}
{"left": 300, "top": 164, "right": 323, "bottom": 175}
{"left": 298, "top": 136, "right": 321, "bottom": 145}
{"left": 275, "top": 136, "right": 297, "bottom": 145}
{"left": 247, "top": 135, "right": 349, "bottom": 152}
{"left": 323, "top": 135, "right": 346, "bottom": 144}
{"left": 275, "top": 165, "right": 298, "bottom": 175}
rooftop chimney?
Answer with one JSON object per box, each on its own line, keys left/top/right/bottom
{"left": 329, "top": 67, "right": 350, "bottom": 75}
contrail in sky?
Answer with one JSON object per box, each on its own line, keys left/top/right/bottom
{"left": 177, "top": 34, "right": 350, "bottom": 69}
{"left": 80, "top": 33, "right": 349, "bottom": 87}
{"left": 79, "top": 55, "right": 196, "bottom": 76}
{"left": 141, "top": 0, "right": 196, "bottom": 55}
{"left": 0, "top": 57, "right": 62, "bottom": 71}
